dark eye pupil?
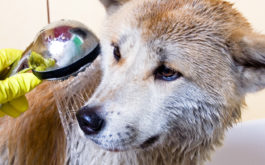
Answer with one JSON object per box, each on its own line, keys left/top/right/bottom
{"left": 113, "top": 45, "right": 121, "bottom": 61}
{"left": 162, "top": 68, "right": 174, "bottom": 77}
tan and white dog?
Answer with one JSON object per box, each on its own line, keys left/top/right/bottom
{"left": 0, "top": 0, "right": 265, "bottom": 164}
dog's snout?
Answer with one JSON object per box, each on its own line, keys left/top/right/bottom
{"left": 76, "top": 106, "right": 104, "bottom": 135}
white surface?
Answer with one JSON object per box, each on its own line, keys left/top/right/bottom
{"left": 0, "top": 0, "right": 47, "bottom": 49}
{"left": 206, "top": 120, "right": 265, "bottom": 165}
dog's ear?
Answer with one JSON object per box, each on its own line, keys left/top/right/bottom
{"left": 99, "top": 0, "right": 130, "bottom": 14}
{"left": 232, "top": 32, "right": 265, "bottom": 94}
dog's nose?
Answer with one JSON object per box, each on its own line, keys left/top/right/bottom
{"left": 76, "top": 106, "right": 105, "bottom": 135}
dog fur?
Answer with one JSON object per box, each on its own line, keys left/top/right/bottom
{"left": 1, "top": 0, "right": 265, "bottom": 164}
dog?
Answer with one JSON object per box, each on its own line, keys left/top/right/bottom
{"left": 0, "top": 0, "right": 265, "bottom": 164}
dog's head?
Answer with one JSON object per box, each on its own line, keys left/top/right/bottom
{"left": 76, "top": 0, "right": 265, "bottom": 152}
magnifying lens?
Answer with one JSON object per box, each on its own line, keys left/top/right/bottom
{"left": 11, "top": 20, "right": 100, "bottom": 80}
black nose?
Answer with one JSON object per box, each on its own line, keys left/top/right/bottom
{"left": 76, "top": 106, "right": 105, "bottom": 135}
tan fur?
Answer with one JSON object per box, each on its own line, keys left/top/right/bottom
{"left": 0, "top": 82, "right": 66, "bottom": 165}
{"left": 1, "top": 0, "right": 265, "bottom": 164}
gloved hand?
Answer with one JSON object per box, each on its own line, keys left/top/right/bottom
{"left": 0, "top": 49, "right": 42, "bottom": 117}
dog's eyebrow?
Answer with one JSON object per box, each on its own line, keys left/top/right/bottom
{"left": 156, "top": 47, "right": 168, "bottom": 62}
{"left": 159, "top": 55, "right": 167, "bottom": 62}
{"left": 117, "top": 35, "right": 128, "bottom": 46}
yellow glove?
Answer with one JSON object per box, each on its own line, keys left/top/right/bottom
{"left": 0, "top": 49, "right": 42, "bottom": 117}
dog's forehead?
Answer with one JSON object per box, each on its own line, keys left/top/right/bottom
{"left": 115, "top": 0, "right": 248, "bottom": 67}
{"left": 108, "top": 0, "right": 250, "bottom": 46}
{"left": 135, "top": 0, "right": 237, "bottom": 43}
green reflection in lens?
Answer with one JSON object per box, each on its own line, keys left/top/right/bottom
{"left": 29, "top": 52, "right": 56, "bottom": 72}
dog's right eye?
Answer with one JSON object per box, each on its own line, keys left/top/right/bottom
{"left": 112, "top": 43, "right": 121, "bottom": 61}
{"left": 154, "top": 65, "right": 182, "bottom": 81}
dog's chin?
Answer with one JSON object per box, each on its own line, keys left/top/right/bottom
{"left": 89, "top": 135, "right": 160, "bottom": 152}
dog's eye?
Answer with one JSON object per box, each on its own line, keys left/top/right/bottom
{"left": 112, "top": 43, "right": 121, "bottom": 61}
{"left": 154, "top": 65, "right": 182, "bottom": 81}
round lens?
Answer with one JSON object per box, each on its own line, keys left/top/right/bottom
{"left": 25, "top": 20, "right": 99, "bottom": 79}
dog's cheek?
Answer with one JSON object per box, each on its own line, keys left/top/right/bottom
{"left": 159, "top": 83, "right": 222, "bottom": 141}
